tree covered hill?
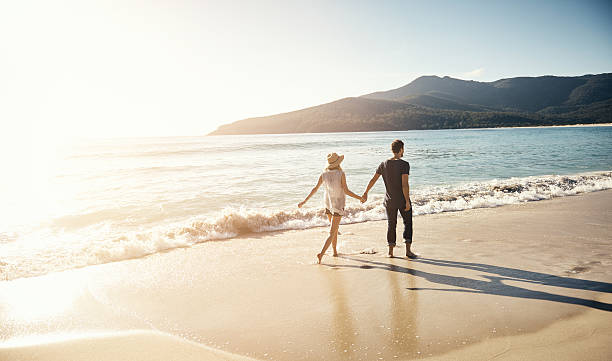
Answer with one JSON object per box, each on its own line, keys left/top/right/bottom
{"left": 209, "top": 73, "right": 612, "bottom": 135}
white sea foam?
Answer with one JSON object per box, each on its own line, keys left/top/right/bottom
{"left": 1, "top": 171, "right": 611, "bottom": 281}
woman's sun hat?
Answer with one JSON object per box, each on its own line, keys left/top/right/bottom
{"left": 326, "top": 152, "right": 344, "bottom": 169}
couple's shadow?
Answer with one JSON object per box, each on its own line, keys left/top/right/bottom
{"left": 326, "top": 256, "right": 612, "bottom": 311}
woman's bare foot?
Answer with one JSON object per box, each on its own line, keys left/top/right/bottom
{"left": 317, "top": 253, "right": 323, "bottom": 264}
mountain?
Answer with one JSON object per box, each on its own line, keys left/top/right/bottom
{"left": 362, "top": 74, "right": 612, "bottom": 112}
{"left": 397, "top": 94, "right": 491, "bottom": 112}
{"left": 209, "top": 73, "right": 612, "bottom": 135}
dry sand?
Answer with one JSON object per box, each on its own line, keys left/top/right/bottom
{"left": 1, "top": 190, "right": 611, "bottom": 361}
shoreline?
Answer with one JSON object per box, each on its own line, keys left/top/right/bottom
{"left": 1, "top": 190, "right": 611, "bottom": 360}
{"left": 475, "top": 122, "right": 612, "bottom": 131}
{"left": 3, "top": 169, "right": 611, "bottom": 282}
{"left": 207, "top": 122, "right": 612, "bottom": 137}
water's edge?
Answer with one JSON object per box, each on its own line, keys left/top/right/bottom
{"left": 2, "top": 170, "right": 610, "bottom": 281}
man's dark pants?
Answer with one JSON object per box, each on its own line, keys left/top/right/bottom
{"left": 385, "top": 203, "right": 413, "bottom": 246}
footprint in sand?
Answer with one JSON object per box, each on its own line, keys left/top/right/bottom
{"left": 567, "top": 266, "right": 591, "bottom": 274}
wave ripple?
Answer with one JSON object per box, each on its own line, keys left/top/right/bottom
{"left": 1, "top": 171, "right": 610, "bottom": 281}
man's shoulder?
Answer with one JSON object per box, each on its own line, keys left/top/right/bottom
{"left": 389, "top": 158, "right": 409, "bottom": 167}
{"left": 398, "top": 159, "right": 410, "bottom": 174}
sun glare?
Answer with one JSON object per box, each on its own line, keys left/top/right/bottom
{"left": 0, "top": 129, "right": 77, "bottom": 230}
{"left": 0, "top": 272, "right": 83, "bottom": 322}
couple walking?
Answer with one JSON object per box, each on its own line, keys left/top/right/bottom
{"left": 298, "top": 139, "right": 417, "bottom": 263}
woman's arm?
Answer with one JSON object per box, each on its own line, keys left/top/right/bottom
{"left": 298, "top": 175, "right": 323, "bottom": 208}
{"left": 341, "top": 172, "right": 364, "bottom": 201}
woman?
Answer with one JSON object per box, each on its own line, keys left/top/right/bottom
{"left": 298, "top": 153, "right": 363, "bottom": 263}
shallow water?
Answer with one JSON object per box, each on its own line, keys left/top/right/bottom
{"left": 1, "top": 126, "right": 611, "bottom": 280}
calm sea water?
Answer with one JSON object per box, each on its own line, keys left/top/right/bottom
{"left": 2, "top": 126, "right": 612, "bottom": 280}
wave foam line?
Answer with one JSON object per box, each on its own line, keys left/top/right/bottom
{"left": 2, "top": 171, "right": 611, "bottom": 281}
{"left": 85, "top": 171, "right": 612, "bottom": 254}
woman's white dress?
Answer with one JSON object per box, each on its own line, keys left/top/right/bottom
{"left": 322, "top": 169, "right": 345, "bottom": 215}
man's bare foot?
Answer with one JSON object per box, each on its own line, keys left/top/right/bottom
{"left": 405, "top": 244, "right": 418, "bottom": 259}
{"left": 387, "top": 246, "right": 394, "bottom": 258}
{"left": 333, "top": 252, "right": 339, "bottom": 257}
{"left": 317, "top": 253, "right": 323, "bottom": 264}
{"left": 406, "top": 251, "right": 418, "bottom": 259}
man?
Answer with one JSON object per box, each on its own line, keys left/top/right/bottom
{"left": 362, "top": 139, "right": 417, "bottom": 258}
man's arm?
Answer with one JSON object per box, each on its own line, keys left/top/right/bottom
{"left": 362, "top": 173, "right": 381, "bottom": 202}
{"left": 402, "top": 174, "right": 410, "bottom": 211}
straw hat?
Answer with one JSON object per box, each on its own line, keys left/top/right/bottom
{"left": 326, "top": 152, "right": 344, "bottom": 169}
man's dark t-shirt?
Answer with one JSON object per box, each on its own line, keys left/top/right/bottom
{"left": 376, "top": 158, "right": 410, "bottom": 208}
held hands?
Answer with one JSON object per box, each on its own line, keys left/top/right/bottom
{"left": 361, "top": 193, "right": 367, "bottom": 203}
{"left": 298, "top": 201, "right": 305, "bottom": 208}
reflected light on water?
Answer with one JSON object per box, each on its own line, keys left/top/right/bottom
{"left": 0, "top": 135, "right": 75, "bottom": 227}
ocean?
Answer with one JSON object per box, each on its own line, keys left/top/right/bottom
{"left": 1, "top": 126, "right": 611, "bottom": 281}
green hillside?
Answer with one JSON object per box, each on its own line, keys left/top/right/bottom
{"left": 209, "top": 73, "right": 612, "bottom": 135}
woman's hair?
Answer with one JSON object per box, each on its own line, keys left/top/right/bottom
{"left": 325, "top": 164, "right": 342, "bottom": 171}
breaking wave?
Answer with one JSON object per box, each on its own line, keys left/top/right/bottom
{"left": 1, "top": 171, "right": 610, "bottom": 281}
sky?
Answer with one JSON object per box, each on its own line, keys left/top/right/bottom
{"left": 1, "top": 0, "right": 611, "bottom": 142}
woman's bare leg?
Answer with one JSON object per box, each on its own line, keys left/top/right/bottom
{"left": 326, "top": 212, "right": 341, "bottom": 237}
{"left": 332, "top": 220, "right": 339, "bottom": 257}
{"left": 317, "top": 215, "right": 341, "bottom": 263}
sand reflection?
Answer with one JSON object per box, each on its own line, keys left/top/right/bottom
{"left": 0, "top": 273, "right": 81, "bottom": 323}
{"left": 326, "top": 270, "right": 355, "bottom": 360}
{"left": 387, "top": 262, "right": 419, "bottom": 358}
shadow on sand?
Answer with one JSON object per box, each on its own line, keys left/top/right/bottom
{"left": 327, "top": 256, "right": 612, "bottom": 312}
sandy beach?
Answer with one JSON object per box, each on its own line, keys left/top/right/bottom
{"left": 1, "top": 190, "right": 611, "bottom": 361}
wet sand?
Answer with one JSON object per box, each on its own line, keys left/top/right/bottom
{"left": 1, "top": 190, "right": 611, "bottom": 361}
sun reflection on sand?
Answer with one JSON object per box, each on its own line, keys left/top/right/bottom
{"left": 0, "top": 332, "right": 89, "bottom": 348}
{"left": 387, "top": 261, "right": 419, "bottom": 358}
{"left": 327, "top": 270, "right": 355, "bottom": 359}
{"left": 0, "top": 272, "right": 82, "bottom": 323}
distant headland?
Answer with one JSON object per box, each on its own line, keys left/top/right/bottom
{"left": 209, "top": 73, "right": 612, "bottom": 135}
